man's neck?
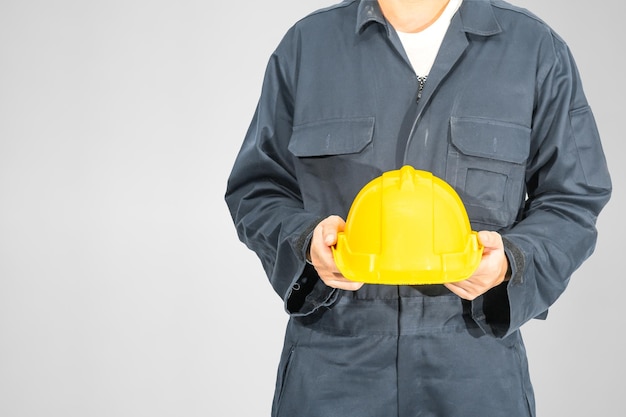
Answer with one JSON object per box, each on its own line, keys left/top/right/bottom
{"left": 378, "top": 0, "right": 451, "bottom": 33}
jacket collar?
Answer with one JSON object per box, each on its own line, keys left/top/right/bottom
{"left": 356, "top": 0, "right": 502, "bottom": 36}
{"left": 356, "top": 1, "right": 388, "bottom": 35}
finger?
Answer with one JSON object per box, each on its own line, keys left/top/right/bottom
{"left": 445, "top": 281, "right": 479, "bottom": 301}
{"left": 329, "top": 279, "right": 364, "bottom": 291}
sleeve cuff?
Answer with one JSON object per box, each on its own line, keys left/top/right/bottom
{"left": 286, "top": 217, "right": 339, "bottom": 316}
{"left": 502, "top": 236, "right": 525, "bottom": 285}
{"left": 286, "top": 263, "right": 339, "bottom": 316}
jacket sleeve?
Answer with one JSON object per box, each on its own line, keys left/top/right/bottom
{"left": 471, "top": 36, "right": 612, "bottom": 338}
{"left": 224, "top": 29, "right": 339, "bottom": 317}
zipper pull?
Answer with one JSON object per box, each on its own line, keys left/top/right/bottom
{"left": 416, "top": 75, "right": 427, "bottom": 102}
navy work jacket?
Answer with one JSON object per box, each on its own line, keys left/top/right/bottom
{"left": 225, "top": 1, "right": 612, "bottom": 416}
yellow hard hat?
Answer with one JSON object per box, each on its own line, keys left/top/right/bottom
{"left": 332, "top": 166, "right": 483, "bottom": 285}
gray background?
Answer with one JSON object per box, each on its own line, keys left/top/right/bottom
{"left": 0, "top": 1, "right": 622, "bottom": 416}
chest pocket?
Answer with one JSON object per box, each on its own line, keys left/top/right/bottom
{"left": 289, "top": 117, "right": 374, "bottom": 157}
{"left": 288, "top": 117, "right": 378, "bottom": 215}
{"left": 445, "top": 117, "right": 530, "bottom": 230}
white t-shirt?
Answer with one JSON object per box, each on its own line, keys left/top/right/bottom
{"left": 396, "top": 0, "right": 463, "bottom": 78}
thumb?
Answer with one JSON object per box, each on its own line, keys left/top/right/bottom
{"left": 324, "top": 232, "right": 337, "bottom": 246}
{"left": 477, "top": 230, "right": 501, "bottom": 250}
{"left": 322, "top": 215, "right": 345, "bottom": 246}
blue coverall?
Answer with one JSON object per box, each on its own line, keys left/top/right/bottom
{"left": 225, "top": 1, "right": 612, "bottom": 416}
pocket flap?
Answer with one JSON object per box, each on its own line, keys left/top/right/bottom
{"left": 289, "top": 117, "right": 374, "bottom": 157}
{"left": 450, "top": 117, "right": 530, "bottom": 164}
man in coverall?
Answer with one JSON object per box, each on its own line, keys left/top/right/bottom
{"left": 224, "top": 0, "right": 612, "bottom": 416}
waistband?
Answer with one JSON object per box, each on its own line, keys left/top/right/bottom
{"left": 295, "top": 284, "right": 478, "bottom": 336}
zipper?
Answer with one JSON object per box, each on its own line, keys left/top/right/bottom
{"left": 416, "top": 75, "right": 427, "bottom": 102}
{"left": 401, "top": 76, "right": 427, "bottom": 165}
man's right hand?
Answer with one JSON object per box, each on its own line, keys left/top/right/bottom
{"left": 309, "top": 215, "right": 364, "bottom": 291}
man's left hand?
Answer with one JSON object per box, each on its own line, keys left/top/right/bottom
{"left": 444, "top": 231, "right": 509, "bottom": 300}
